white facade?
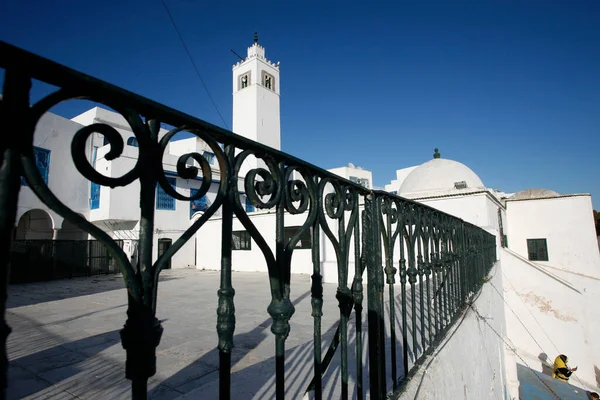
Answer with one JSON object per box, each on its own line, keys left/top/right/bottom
{"left": 16, "top": 112, "right": 95, "bottom": 239}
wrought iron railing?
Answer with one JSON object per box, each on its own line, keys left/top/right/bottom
{"left": 0, "top": 41, "right": 496, "bottom": 399}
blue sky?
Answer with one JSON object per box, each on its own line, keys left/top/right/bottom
{"left": 1, "top": 0, "right": 599, "bottom": 208}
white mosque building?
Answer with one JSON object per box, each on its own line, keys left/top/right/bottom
{"left": 14, "top": 36, "right": 600, "bottom": 397}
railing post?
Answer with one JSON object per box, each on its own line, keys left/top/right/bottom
{"left": 0, "top": 69, "right": 30, "bottom": 398}
{"left": 365, "top": 193, "right": 386, "bottom": 398}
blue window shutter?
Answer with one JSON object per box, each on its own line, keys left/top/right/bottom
{"left": 22, "top": 146, "right": 51, "bottom": 187}
{"left": 127, "top": 137, "right": 139, "bottom": 147}
{"left": 90, "top": 146, "right": 100, "bottom": 209}
{"left": 91, "top": 182, "right": 101, "bottom": 209}
{"left": 204, "top": 151, "right": 215, "bottom": 165}
{"left": 190, "top": 188, "right": 210, "bottom": 218}
{"left": 245, "top": 196, "right": 255, "bottom": 213}
{"left": 156, "top": 177, "right": 176, "bottom": 210}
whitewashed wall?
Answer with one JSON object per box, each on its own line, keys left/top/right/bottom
{"left": 501, "top": 248, "right": 600, "bottom": 390}
{"left": 195, "top": 209, "right": 364, "bottom": 284}
{"left": 17, "top": 112, "right": 89, "bottom": 231}
{"left": 400, "top": 262, "right": 511, "bottom": 399}
{"left": 505, "top": 195, "right": 600, "bottom": 275}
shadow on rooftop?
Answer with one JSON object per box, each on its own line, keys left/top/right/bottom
{"left": 7, "top": 272, "right": 182, "bottom": 308}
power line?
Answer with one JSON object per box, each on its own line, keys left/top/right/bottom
{"left": 159, "top": 0, "right": 230, "bottom": 130}
{"left": 467, "top": 302, "right": 562, "bottom": 400}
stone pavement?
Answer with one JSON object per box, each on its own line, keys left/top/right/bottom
{"left": 7, "top": 269, "right": 398, "bottom": 399}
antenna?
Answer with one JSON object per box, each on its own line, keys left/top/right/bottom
{"left": 230, "top": 49, "right": 244, "bottom": 61}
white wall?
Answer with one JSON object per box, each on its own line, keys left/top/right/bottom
{"left": 501, "top": 248, "right": 600, "bottom": 390}
{"left": 195, "top": 208, "right": 363, "bottom": 284}
{"left": 505, "top": 195, "right": 600, "bottom": 276}
{"left": 196, "top": 210, "right": 314, "bottom": 275}
{"left": 328, "top": 165, "right": 373, "bottom": 189}
{"left": 400, "top": 262, "right": 511, "bottom": 399}
{"left": 17, "top": 112, "right": 90, "bottom": 232}
{"left": 417, "top": 193, "right": 492, "bottom": 228}
{"left": 384, "top": 166, "right": 417, "bottom": 193}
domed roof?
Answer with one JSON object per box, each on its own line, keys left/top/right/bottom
{"left": 510, "top": 188, "right": 560, "bottom": 200}
{"left": 399, "top": 158, "right": 484, "bottom": 195}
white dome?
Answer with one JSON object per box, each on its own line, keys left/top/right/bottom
{"left": 510, "top": 188, "right": 560, "bottom": 200}
{"left": 399, "top": 158, "right": 484, "bottom": 195}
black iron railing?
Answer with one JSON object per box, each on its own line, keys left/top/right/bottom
{"left": 9, "top": 239, "right": 124, "bottom": 283}
{"left": 0, "top": 41, "right": 496, "bottom": 399}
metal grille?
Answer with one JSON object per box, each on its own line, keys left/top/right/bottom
{"left": 156, "top": 177, "right": 176, "bottom": 210}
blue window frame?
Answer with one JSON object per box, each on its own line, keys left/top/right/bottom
{"left": 190, "top": 188, "right": 210, "bottom": 217}
{"left": 245, "top": 196, "right": 255, "bottom": 213}
{"left": 127, "top": 137, "right": 139, "bottom": 147}
{"left": 22, "top": 146, "right": 50, "bottom": 187}
{"left": 204, "top": 151, "right": 215, "bottom": 165}
{"left": 156, "top": 177, "right": 176, "bottom": 210}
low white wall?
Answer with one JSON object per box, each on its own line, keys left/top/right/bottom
{"left": 196, "top": 211, "right": 315, "bottom": 276}
{"left": 399, "top": 262, "right": 511, "bottom": 399}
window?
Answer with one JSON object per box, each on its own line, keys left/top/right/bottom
{"left": 239, "top": 72, "right": 251, "bottom": 90}
{"left": 204, "top": 151, "right": 215, "bottom": 165}
{"left": 527, "top": 239, "right": 548, "bottom": 261}
{"left": 90, "top": 146, "right": 100, "bottom": 209}
{"left": 262, "top": 71, "right": 274, "bottom": 91}
{"left": 156, "top": 177, "right": 176, "bottom": 210}
{"left": 349, "top": 176, "right": 369, "bottom": 188}
{"left": 22, "top": 146, "right": 51, "bottom": 187}
{"left": 190, "top": 188, "right": 210, "bottom": 217}
{"left": 232, "top": 230, "right": 251, "bottom": 250}
{"left": 284, "top": 226, "right": 312, "bottom": 249}
{"left": 127, "top": 137, "right": 139, "bottom": 147}
{"left": 245, "top": 196, "right": 255, "bottom": 213}
{"left": 90, "top": 182, "right": 100, "bottom": 209}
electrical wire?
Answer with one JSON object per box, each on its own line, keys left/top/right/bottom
{"left": 468, "top": 302, "right": 563, "bottom": 400}
{"left": 159, "top": 0, "right": 230, "bottom": 130}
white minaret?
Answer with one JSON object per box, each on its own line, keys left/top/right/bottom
{"left": 232, "top": 33, "right": 281, "bottom": 151}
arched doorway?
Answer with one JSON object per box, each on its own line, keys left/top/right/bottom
{"left": 12, "top": 209, "right": 54, "bottom": 283}
{"left": 15, "top": 209, "right": 53, "bottom": 240}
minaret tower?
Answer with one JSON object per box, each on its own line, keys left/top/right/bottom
{"left": 232, "top": 33, "right": 281, "bottom": 151}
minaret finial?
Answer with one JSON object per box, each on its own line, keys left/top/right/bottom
{"left": 254, "top": 32, "right": 258, "bottom": 44}
{"left": 433, "top": 148, "right": 441, "bottom": 159}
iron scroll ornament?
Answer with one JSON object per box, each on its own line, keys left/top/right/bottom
{"left": 20, "top": 88, "right": 229, "bottom": 397}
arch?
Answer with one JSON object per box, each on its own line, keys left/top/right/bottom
{"left": 56, "top": 215, "right": 88, "bottom": 240}
{"left": 15, "top": 209, "right": 54, "bottom": 240}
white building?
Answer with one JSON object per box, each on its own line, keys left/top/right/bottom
{"left": 13, "top": 36, "right": 600, "bottom": 397}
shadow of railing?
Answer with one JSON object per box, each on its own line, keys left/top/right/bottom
{"left": 7, "top": 273, "right": 181, "bottom": 308}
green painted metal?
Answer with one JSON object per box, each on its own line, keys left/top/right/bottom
{"left": 0, "top": 41, "right": 498, "bottom": 400}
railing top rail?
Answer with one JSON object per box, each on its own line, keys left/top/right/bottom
{"left": 0, "top": 40, "right": 493, "bottom": 235}
{"left": 0, "top": 41, "right": 369, "bottom": 191}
